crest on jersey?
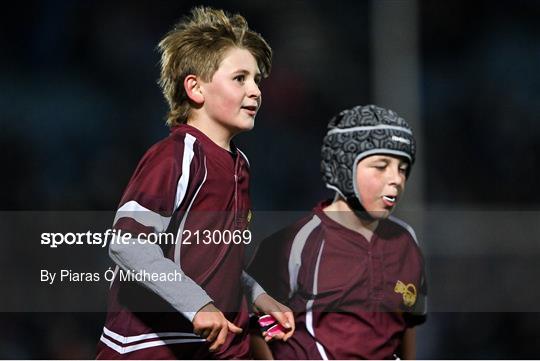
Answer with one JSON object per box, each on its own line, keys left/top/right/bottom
{"left": 394, "top": 280, "right": 417, "bottom": 307}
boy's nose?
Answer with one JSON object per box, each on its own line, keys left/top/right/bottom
{"left": 248, "top": 82, "right": 261, "bottom": 99}
{"left": 388, "top": 167, "right": 405, "bottom": 186}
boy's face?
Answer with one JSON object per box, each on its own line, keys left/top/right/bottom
{"left": 199, "top": 47, "right": 262, "bottom": 135}
{"left": 355, "top": 154, "right": 409, "bottom": 219}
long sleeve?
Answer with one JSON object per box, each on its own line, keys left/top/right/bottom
{"left": 109, "top": 133, "right": 212, "bottom": 322}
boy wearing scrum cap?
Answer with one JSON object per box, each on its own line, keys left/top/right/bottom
{"left": 249, "top": 105, "right": 427, "bottom": 359}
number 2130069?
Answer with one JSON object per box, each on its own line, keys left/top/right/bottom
{"left": 181, "top": 229, "right": 252, "bottom": 245}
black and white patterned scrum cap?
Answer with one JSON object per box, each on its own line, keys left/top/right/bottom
{"left": 321, "top": 104, "right": 416, "bottom": 200}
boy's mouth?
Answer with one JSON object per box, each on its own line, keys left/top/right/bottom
{"left": 241, "top": 105, "right": 258, "bottom": 117}
{"left": 382, "top": 195, "right": 397, "bottom": 206}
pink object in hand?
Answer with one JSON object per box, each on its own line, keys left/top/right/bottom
{"left": 258, "top": 315, "right": 277, "bottom": 328}
{"left": 265, "top": 323, "right": 285, "bottom": 337}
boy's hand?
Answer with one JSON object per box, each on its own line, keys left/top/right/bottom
{"left": 193, "top": 303, "right": 243, "bottom": 352}
{"left": 253, "top": 293, "right": 295, "bottom": 342}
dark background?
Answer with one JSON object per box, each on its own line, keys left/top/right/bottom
{"left": 1, "top": 0, "right": 540, "bottom": 358}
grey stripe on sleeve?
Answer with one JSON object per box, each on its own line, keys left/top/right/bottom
{"left": 109, "top": 239, "right": 213, "bottom": 322}
{"left": 241, "top": 270, "right": 266, "bottom": 304}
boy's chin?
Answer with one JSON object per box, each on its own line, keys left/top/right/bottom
{"left": 366, "top": 209, "right": 392, "bottom": 220}
{"left": 232, "top": 120, "right": 255, "bottom": 133}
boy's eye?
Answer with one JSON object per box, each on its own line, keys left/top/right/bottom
{"left": 234, "top": 75, "right": 245, "bottom": 82}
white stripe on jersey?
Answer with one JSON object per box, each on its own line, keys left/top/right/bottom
{"left": 305, "top": 241, "right": 329, "bottom": 360}
{"left": 288, "top": 215, "right": 321, "bottom": 298}
{"left": 103, "top": 326, "right": 199, "bottom": 343}
{"left": 114, "top": 200, "right": 171, "bottom": 233}
{"left": 236, "top": 148, "right": 250, "bottom": 167}
{"left": 174, "top": 133, "right": 196, "bottom": 211}
{"left": 173, "top": 155, "right": 208, "bottom": 321}
{"left": 100, "top": 326, "right": 204, "bottom": 355}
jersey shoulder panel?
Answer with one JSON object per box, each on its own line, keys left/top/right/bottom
{"left": 388, "top": 215, "right": 419, "bottom": 246}
{"left": 114, "top": 132, "right": 205, "bottom": 233}
{"left": 247, "top": 213, "right": 322, "bottom": 302}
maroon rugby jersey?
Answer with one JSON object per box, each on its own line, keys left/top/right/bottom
{"left": 97, "top": 124, "right": 255, "bottom": 359}
{"left": 248, "top": 201, "right": 427, "bottom": 360}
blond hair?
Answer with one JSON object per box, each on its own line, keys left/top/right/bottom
{"left": 158, "top": 6, "right": 272, "bottom": 127}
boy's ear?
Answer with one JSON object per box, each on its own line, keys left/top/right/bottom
{"left": 184, "top": 75, "right": 204, "bottom": 104}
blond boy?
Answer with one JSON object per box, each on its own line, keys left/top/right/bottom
{"left": 97, "top": 7, "right": 293, "bottom": 359}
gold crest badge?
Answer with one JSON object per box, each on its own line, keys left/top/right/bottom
{"left": 394, "top": 280, "right": 417, "bottom": 307}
